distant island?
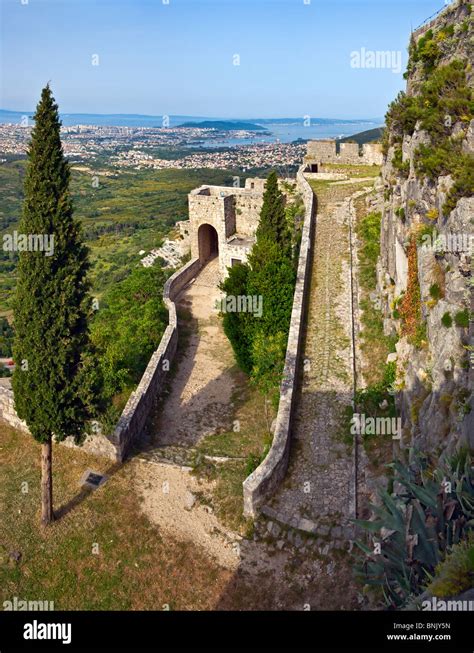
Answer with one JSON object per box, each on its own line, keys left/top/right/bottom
{"left": 177, "top": 120, "right": 268, "bottom": 132}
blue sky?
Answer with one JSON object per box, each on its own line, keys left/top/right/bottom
{"left": 1, "top": 0, "right": 448, "bottom": 118}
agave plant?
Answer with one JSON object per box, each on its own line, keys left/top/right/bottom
{"left": 354, "top": 450, "right": 474, "bottom": 608}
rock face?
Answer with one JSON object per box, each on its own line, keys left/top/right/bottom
{"left": 377, "top": 0, "right": 473, "bottom": 458}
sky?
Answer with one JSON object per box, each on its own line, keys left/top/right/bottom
{"left": 0, "top": 0, "right": 449, "bottom": 119}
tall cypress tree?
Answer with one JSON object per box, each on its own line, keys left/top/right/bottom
{"left": 12, "top": 85, "right": 95, "bottom": 525}
{"left": 255, "top": 170, "right": 292, "bottom": 256}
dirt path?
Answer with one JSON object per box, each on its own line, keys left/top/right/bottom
{"left": 148, "top": 257, "right": 236, "bottom": 449}
{"left": 134, "top": 458, "right": 359, "bottom": 609}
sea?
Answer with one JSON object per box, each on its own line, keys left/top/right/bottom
{"left": 0, "top": 110, "right": 383, "bottom": 147}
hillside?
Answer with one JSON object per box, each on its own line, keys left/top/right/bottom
{"left": 378, "top": 0, "right": 473, "bottom": 458}
{"left": 339, "top": 127, "right": 384, "bottom": 145}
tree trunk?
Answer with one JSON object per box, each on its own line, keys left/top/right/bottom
{"left": 41, "top": 437, "right": 54, "bottom": 525}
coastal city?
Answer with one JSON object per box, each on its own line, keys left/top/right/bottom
{"left": 0, "top": 121, "right": 306, "bottom": 171}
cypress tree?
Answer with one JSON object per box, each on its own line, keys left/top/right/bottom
{"left": 219, "top": 262, "right": 253, "bottom": 374}
{"left": 255, "top": 170, "right": 292, "bottom": 256}
{"left": 12, "top": 85, "right": 96, "bottom": 525}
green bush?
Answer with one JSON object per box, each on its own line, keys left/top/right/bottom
{"left": 427, "top": 533, "right": 474, "bottom": 598}
{"left": 454, "top": 309, "right": 470, "bottom": 328}
{"left": 443, "top": 159, "right": 474, "bottom": 216}
{"left": 429, "top": 283, "right": 442, "bottom": 300}
{"left": 386, "top": 60, "right": 474, "bottom": 214}
{"left": 355, "top": 211, "right": 382, "bottom": 290}
{"left": 441, "top": 312, "right": 453, "bottom": 328}
{"left": 91, "top": 262, "right": 169, "bottom": 402}
{"left": 219, "top": 262, "right": 254, "bottom": 374}
{"left": 392, "top": 147, "right": 410, "bottom": 176}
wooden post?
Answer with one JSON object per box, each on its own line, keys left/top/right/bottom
{"left": 41, "top": 437, "right": 54, "bottom": 525}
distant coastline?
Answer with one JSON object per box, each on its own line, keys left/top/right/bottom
{"left": 0, "top": 109, "right": 382, "bottom": 129}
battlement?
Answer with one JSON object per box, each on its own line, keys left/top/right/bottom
{"left": 305, "top": 139, "right": 383, "bottom": 167}
{"left": 190, "top": 177, "right": 266, "bottom": 199}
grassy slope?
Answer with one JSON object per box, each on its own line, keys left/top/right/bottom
{"left": 0, "top": 423, "right": 232, "bottom": 610}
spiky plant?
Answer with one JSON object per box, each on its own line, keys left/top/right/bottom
{"left": 354, "top": 451, "right": 474, "bottom": 608}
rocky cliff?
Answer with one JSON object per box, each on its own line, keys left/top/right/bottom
{"left": 378, "top": 0, "right": 473, "bottom": 459}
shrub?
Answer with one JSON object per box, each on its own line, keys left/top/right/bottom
{"left": 392, "top": 147, "right": 410, "bottom": 176}
{"left": 454, "top": 309, "right": 470, "bottom": 328}
{"left": 395, "top": 207, "right": 406, "bottom": 220}
{"left": 443, "top": 158, "right": 474, "bottom": 216}
{"left": 426, "top": 208, "right": 439, "bottom": 221}
{"left": 354, "top": 452, "right": 474, "bottom": 609}
{"left": 219, "top": 262, "right": 254, "bottom": 374}
{"left": 387, "top": 60, "right": 474, "bottom": 214}
{"left": 356, "top": 211, "right": 382, "bottom": 290}
{"left": 427, "top": 533, "right": 474, "bottom": 598}
{"left": 429, "top": 283, "right": 442, "bottom": 300}
{"left": 441, "top": 312, "right": 453, "bottom": 328}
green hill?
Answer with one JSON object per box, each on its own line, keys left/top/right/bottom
{"left": 339, "top": 127, "right": 384, "bottom": 145}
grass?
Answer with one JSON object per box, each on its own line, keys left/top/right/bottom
{"left": 0, "top": 422, "right": 232, "bottom": 610}
{"left": 193, "top": 369, "right": 275, "bottom": 534}
{"left": 354, "top": 198, "right": 396, "bottom": 387}
{"left": 320, "top": 163, "right": 381, "bottom": 178}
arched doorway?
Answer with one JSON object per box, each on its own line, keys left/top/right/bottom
{"left": 198, "top": 224, "right": 219, "bottom": 263}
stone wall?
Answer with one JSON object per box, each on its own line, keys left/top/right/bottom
{"left": 234, "top": 194, "right": 264, "bottom": 236}
{"left": 306, "top": 139, "right": 383, "bottom": 166}
{"left": 220, "top": 237, "right": 254, "bottom": 272}
{"left": 362, "top": 143, "right": 384, "bottom": 165}
{"left": 242, "top": 165, "right": 316, "bottom": 518}
{"left": 0, "top": 258, "right": 202, "bottom": 462}
{"left": 0, "top": 379, "right": 120, "bottom": 459}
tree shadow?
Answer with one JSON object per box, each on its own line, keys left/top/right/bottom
{"left": 54, "top": 460, "right": 125, "bottom": 521}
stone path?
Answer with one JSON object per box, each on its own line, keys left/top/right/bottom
{"left": 263, "top": 183, "right": 363, "bottom": 539}
{"left": 143, "top": 257, "right": 237, "bottom": 460}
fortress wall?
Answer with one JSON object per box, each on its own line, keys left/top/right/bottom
{"left": 221, "top": 241, "right": 254, "bottom": 273}
{"left": 0, "top": 383, "right": 29, "bottom": 433}
{"left": 242, "top": 165, "right": 316, "bottom": 517}
{"left": 189, "top": 194, "right": 228, "bottom": 261}
{"left": 234, "top": 194, "right": 264, "bottom": 236}
{"left": 362, "top": 143, "right": 384, "bottom": 165}
{"left": 338, "top": 141, "right": 360, "bottom": 164}
{"left": 245, "top": 178, "right": 266, "bottom": 192}
{"left": 306, "top": 139, "right": 383, "bottom": 166}
{"left": 306, "top": 139, "right": 336, "bottom": 162}
{"left": 0, "top": 258, "right": 202, "bottom": 462}
{"left": 0, "top": 380, "right": 120, "bottom": 460}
